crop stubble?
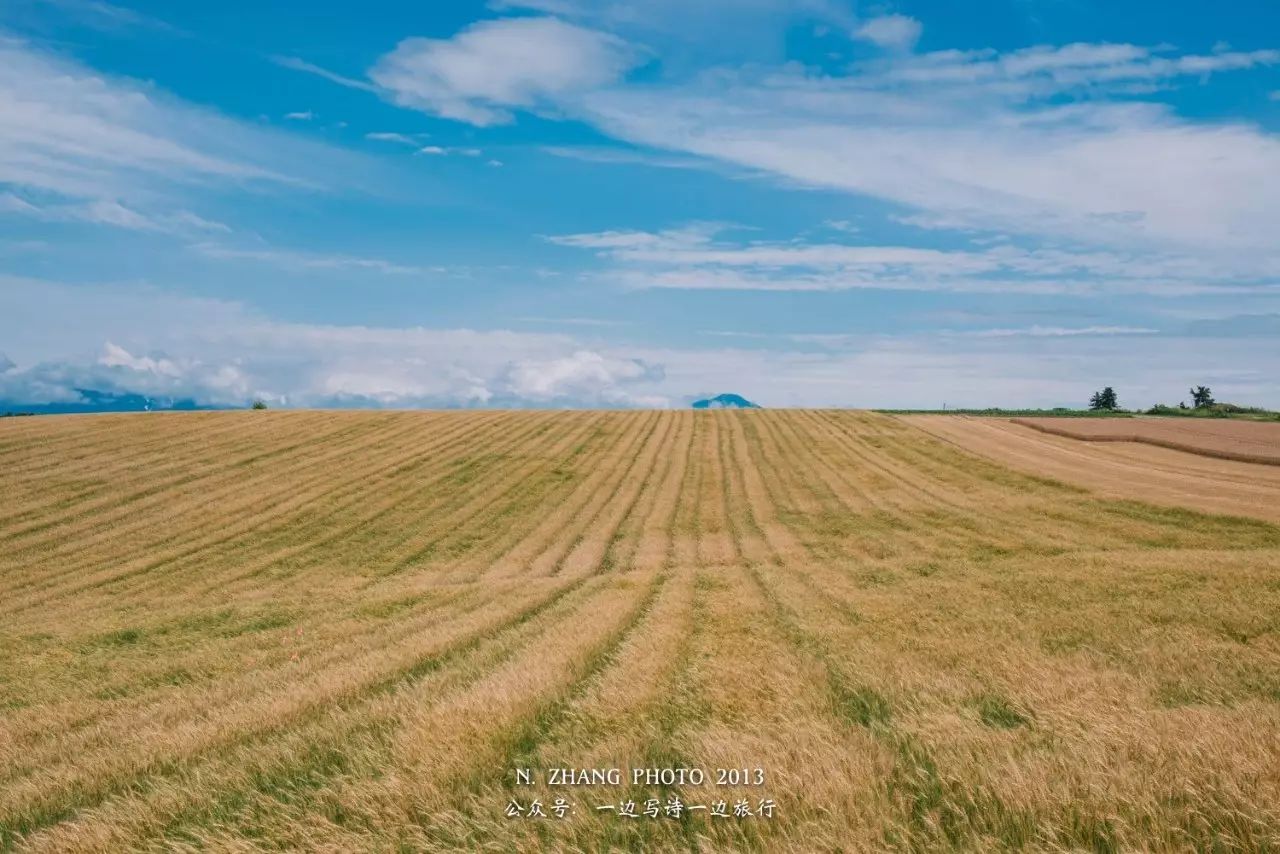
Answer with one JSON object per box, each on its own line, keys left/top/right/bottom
{"left": 1, "top": 410, "right": 1278, "bottom": 852}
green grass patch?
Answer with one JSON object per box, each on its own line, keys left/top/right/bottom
{"left": 830, "top": 679, "right": 892, "bottom": 728}
{"left": 92, "top": 627, "right": 144, "bottom": 647}
{"left": 1156, "top": 680, "right": 1215, "bottom": 708}
{"left": 1094, "top": 500, "right": 1280, "bottom": 549}
{"left": 972, "top": 693, "right": 1031, "bottom": 729}
{"left": 94, "top": 667, "right": 196, "bottom": 700}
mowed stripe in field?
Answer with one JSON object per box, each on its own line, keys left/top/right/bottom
{"left": 1, "top": 410, "right": 1278, "bottom": 853}
{"left": 1012, "top": 415, "right": 1280, "bottom": 465}
{"left": 902, "top": 414, "right": 1280, "bottom": 522}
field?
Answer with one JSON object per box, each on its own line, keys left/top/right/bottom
{"left": 905, "top": 415, "right": 1280, "bottom": 522}
{"left": 2, "top": 410, "right": 1279, "bottom": 852}
{"left": 1010, "top": 416, "right": 1280, "bottom": 466}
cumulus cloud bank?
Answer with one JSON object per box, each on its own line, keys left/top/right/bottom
{"left": 5, "top": 277, "right": 1277, "bottom": 412}
{"left": 0, "top": 278, "right": 672, "bottom": 409}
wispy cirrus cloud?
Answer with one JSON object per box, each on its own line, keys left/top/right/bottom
{"left": 861, "top": 42, "right": 1279, "bottom": 90}
{"left": 577, "top": 71, "right": 1280, "bottom": 254}
{"left": 959, "top": 325, "right": 1159, "bottom": 338}
{"left": 414, "top": 145, "right": 483, "bottom": 157}
{"left": 0, "top": 38, "right": 376, "bottom": 239}
{"left": 0, "top": 39, "right": 303, "bottom": 199}
{"left": 368, "top": 20, "right": 1280, "bottom": 256}
{"left": 9, "top": 0, "right": 178, "bottom": 33}
{"left": 2, "top": 192, "right": 230, "bottom": 234}
{"left": 364, "top": 131, "right": 429, "bottom": 146}
{"left": 518, "top": 316, "right": 631, "bottom": 327}
{"left": 189, "top": 242, "right": 442, "bottom": 276}
{"left": 548, "top": 224, "right": 1280, "bottom": 296}
{"left": 270, "top": 55, "right": 378, "bottom": 92}
{"left": 490, "top": 0, "right": 856, "bottom": 54}
{"left": 698, "top": 325, "right": 1161, "bottom": 343}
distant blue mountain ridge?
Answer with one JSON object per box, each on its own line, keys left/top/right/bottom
{"left": 2, "top": 388, "right": 765, "bottom": 415}
{"left": 691, "top": 393, "right": 760, "bottom": 409}
{"left": 0, "top": 389, "right": 219, "bottom": 415}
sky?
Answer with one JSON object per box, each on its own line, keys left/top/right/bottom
{"left": 1, "top": 0, "right": 1278, "bottom": 410}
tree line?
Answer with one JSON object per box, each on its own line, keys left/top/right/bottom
{"left": 1089, "top": 386, "right": 1214, "bottom": 412}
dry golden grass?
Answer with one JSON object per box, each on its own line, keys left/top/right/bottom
{"left": 1, "top": 409, "right": 1278, "bottom": 853}
{"left": 904, "top": 414, "right": 1280, "bottom": 523}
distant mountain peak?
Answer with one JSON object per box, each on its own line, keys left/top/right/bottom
{"left": 692, "top": 393, "right": 760, "bottom": 409}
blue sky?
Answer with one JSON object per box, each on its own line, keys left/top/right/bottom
{"left": 2, "top": 0, "right": 1278, "bottom": 409}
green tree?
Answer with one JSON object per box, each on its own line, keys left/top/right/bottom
{"left": 1190, "top": 386, "right": 1214, "bottom": 408}
{"left": 251, "top": 399, "right": 268, "bottom": 410}
{"left": 1089, "top": 387, "right": 1119, "bottom": 411}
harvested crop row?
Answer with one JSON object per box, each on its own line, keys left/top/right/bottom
{"left": 2, "top": 410, "right": 1278, "bottom": 852}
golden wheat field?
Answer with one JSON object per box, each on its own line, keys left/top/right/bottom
{"left": 2, "top": 410, "right": 1279, "bottom": 853}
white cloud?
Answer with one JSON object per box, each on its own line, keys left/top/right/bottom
{"left": 575, "top": 55, "right": 1280, "bottom": 254}
{"left": 411, "top": 143, "right": 483, "bottom": 157}
{"left": 284, "top": 110, "right": 315, "bottom": 121}
{"left": 0, "top": 277, "right": 668, "bottom": 408}
{"left": 869, "top": 43, "right": 1278, "bottom": 89}
{"left": 519, "top": 316, "right": 628, "bottom": 327}
{"left": 959, "top": 325, "right": 1158, "bottom": 338}
{"left": 23, "top": 0, "right": 176, "bottom": 33}
{"left": 0, "top": 38, "right": 376, "bottom": 239}
{"left": 584, "top": 237, "right": 997, "bottom": 271}
{"left": 629, "top": 337, "right": 1280, "bottom": 409}
{"left": 369, "top": 17, "right": 642, "bottom": 126}
{"left": 490, "top": 0, "right": 857, "bottom": 54}
{"left": 2, "top": 276, "right": 1278, "bottom": 410}
{"left": 98, "top": 341, "right": 183, "bottom": 376}
{"left": 548, "top": 223, "right": 726, "bottom": 251}
{"left": 0, "top": 39, "right": 286, "bottom": 200}
{"left": 612, "top": 267, "right": 1081, "bottom": 294}
{"left": 364, "top": 26, "right": 1280, "bottom": 255}
{"left": 189, "top": 242, "right": 438, "bottom": 276}
{"left": 540, "top": 145, "right": 713, "bottom": 172}
{"left": 271, "top": 55, "right": 379, "bottom": 93}
{"left": 1, "top": 192, "right": 231, "bottom": 234}
{"left": 503, "top": 350, "right": 665, "bottom": 405}
{"left": 549, "top": 224, "right": 1280, "bottom": 295}
{"left": 855, "top": 15, "right": 922, "bottom": 51}
{"left": 365, "top": 131, "right": 425, "bottom": 145}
